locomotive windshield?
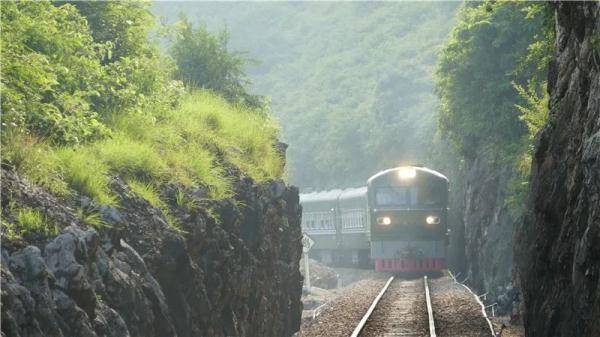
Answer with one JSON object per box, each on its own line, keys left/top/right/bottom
{"left": 375, "top": 185, "right": 444, "bottom": 207}
{"left": 375, "top": 186, "right": 418, "bottom": 206}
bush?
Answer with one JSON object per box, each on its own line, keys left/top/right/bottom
{"left": 1, "top": 1, "right": 109, "bottom": 144}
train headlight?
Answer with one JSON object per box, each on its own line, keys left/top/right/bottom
{"left": 377, "top": 216, "right": 392, "bottom": 226}
{"left": 398, "top": 167, "right": 417, "bottom": 179}
{"left": 426, "top": 215, "right": 440, "bottom": 225}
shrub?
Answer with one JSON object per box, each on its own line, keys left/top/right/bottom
{"left": 1, "top": 1, "right": 109, "bottom": 144}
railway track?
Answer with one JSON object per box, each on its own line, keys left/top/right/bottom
{"left": 351, "top": 276, "right": 436, "bottom": 337}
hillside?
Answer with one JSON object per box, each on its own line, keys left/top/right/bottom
{"left": 153, "top": 2, "right": 460, "bottom": 188}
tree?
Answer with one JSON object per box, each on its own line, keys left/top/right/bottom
{"left": 435, "top": 1, "right": 548, "bottom": 160}
{"left": 170, "top": 17, "right": 263, "bottom": 109}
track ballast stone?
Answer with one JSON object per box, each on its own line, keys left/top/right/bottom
{"left": 297, "top": 278, "right": 387, "bottom": 337}
{"left": 429, "top": 276, "right": 492, "bottom": 337}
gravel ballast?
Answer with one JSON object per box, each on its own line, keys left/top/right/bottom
{"left": 429, "top": 276, "right": 493, "bottom": 337}
{"left": 297, "top": 277, "right": 388, "bottom": 337}
{"left": 297, "top": 273, "right": 497, "bottom": 337}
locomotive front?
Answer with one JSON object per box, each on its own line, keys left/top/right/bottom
{"left": 367, "top": 166, "right": 449, "bottom": 272}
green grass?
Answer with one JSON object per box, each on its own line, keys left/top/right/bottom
{"left": 2, "top": 132, "right": 70, "bottom": 196}
{"left": 128, "top": 179, "right": 165, "bottom": 209}
{"left": 127, "top": 178, "right": 183, "bottom": 230}
{"left": 171, "top": 92, "right": 284, "bottom": 182}
{"left": 57, "top": 148, "right": 116, "bottom": 206}
{"left": 76, "top": 207, "right": 110, "bottom": 229}
{"left": 95, "top": 134, "right": 167, "bottom": 181}
{"left": 2, "top": 90, "right": 285, "bottom": 230}
{"left": 14, "top": 207, "right": 57, "bottom": 236}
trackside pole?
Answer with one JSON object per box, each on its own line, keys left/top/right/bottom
{"left": 302, "top": 232, "right": 315, "bottom": 293}
{"left": 304, "top": 252, "right": 311, "bottom": 292}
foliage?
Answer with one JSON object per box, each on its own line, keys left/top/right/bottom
{"left": 126, "top": 179, "right": 181, "bottom": 229}
{"left": 56, "top": 147, "right": 116, "bottom": 205}
{"left": 514, "top": 79, "right": 550, "bottom": 142}
{"left": 0, "top": 1, "right": 181, "bottom": 145}
{"left": 435, "top": 1, "right": 554, "bottom": 218}
{"left": 436, "top": 1, "right": 546, "bottom": 159}
{"left": 506, "top": 78, "right": 550, "bottom": 217}
{"left": 170, "top": 16, "right": 263, "bottom": 108}
{"left": 153, "top": 2, "right": 460, "bottom": 188}
{"left": 2, "top": 132, "right": 70, "bottom": 196}
{"left": 2, "top": 1, "right": 285, "bottom": 232}
{"left": 1, "top": 1, "right": 109, "bottom": 144}
{"left": 174, "top": 188, "right": 200, "bottom": 212}
{"left": 128, "top": 179, "right": 165, "bottom": 209}
{"left": 64, "top": 1, "right": 156, "bottom": 61}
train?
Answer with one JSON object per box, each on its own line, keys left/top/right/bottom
{"left": 300, "top": 166, "right": 449, "bottom": 272}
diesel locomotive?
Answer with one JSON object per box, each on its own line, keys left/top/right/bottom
{"left": 300, "top": 166, "right": 449, "bottom": 272}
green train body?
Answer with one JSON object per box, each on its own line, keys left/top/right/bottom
{"left": 300, "top": 166, "right": 449, "bottom": 272}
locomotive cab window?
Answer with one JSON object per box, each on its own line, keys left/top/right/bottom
{"left": 375, "top": 186, "right": 418, "bottom": 206}
{"left": 421, "top": 183, "right": 444, "bottom": 206}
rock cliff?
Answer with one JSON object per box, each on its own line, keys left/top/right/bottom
{"left": 1, "top": 167, "right": 303, "bottom": 337}
{"left": 445, "top": 152, "right": 518, "bottom": 317}
{"left": 461, "top": 156, "right": 517, "bottom": 313}
{"left": 515, "top": 2, "right": 600, "bottom": 336}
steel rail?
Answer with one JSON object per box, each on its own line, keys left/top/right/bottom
{"left": 424, "top": 276, "right": 437, "bottom": 337}
{"left": 349, "top": 276, "right": 394, "bottom": 337}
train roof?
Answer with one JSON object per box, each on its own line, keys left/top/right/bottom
{"left": 300, "top": 186, "right": 367, "bottom": 204}
{"left": 299, "top": 189, "right": 343, "bottom": 203}
{"left": 367, "top": 166, "right": 448, "bottom": 184}
{"left": 338, "top": 186, "right": 367, "bottom": 200}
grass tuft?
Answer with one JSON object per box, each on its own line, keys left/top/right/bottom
{"left": 14, "top": 207, "right": 57, "bottom": 236}
{"left": 2, "top": 132, "right": 70, "bottom": 196}
{"left": 57, "top": 148, "right": 117, "bottom": 206}
{"left": 76, "top": 207, "right": 110, "bottom": 229}
{"left": 128, "top": 179, "right": 165, "bottom": 209}
{"left": 96, "top": 134, "right": 167, "bottom": 181}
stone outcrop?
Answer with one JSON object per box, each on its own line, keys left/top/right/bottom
{"left": 515, "top": 2, "right": 600, "bottom": 336}
{"left": 1, "top": 168, "right": 303, "bottom": 337}
{"left": 458, "top": 155, "right": 517, "bottom": 315}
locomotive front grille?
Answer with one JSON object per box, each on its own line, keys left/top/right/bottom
{"left": 374, "top": 257, "right": 445, "bottom": 272}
